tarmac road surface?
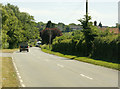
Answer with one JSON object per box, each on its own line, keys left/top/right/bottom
{"left": 12, "top": 47, "right": 118, "bottom": 87}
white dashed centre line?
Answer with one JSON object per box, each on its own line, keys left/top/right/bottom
{"left": 80, "top": 74, "right": 93, "bottom": 80}
{"left": 57, "top": 64, "right": 64, "bottom": 68}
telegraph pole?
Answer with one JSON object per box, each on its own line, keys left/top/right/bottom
{"left": 86, "top": 0, "right": 88, "bottom": 16}
{"left": 49, "top": 29, "right": 52, "bottom": 48}
{"left": 86, "top": 0, "right": 88, "bottom": 28}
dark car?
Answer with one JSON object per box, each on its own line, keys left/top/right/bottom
{"left": 19, "top": 42, "right": 29, "bottom": 52}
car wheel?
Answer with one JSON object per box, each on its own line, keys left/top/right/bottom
{"left": 27, "top": 49, "right": 29, "bottom": 52}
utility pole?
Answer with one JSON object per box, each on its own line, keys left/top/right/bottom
{"left": 86, "top": 0, "right": 88, "bottom": 16}
{"left": 49, "top": 29, "right": 52, "bottom": 48}
{"left": 86, "top": 0, "right": 88, "bottom": 28}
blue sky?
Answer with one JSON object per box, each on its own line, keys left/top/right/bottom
{"left": 1, "top": 0, "right": 120, "bottom": 26}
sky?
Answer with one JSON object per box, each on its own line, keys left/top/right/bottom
{"left": 1, "top": 0, "right": 120, "bottom": 26}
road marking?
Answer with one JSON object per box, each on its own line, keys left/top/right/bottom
{"left": 17, "top": 72, "right": 20, "bottom": 76}
{"left": 57, "top": 64, "right": 64, "bottom": 68}
{"left": 21, "top": 84, "right": 26, "bottom": 87}
{"left": 12, "top": 56, "right": 26, "bottom": 87}
{"left": 80, "top": 74, "right": 93, "bottom": 80}
{"left": 18, "top": 76, "right": 22, "bottom": 79}
{"left": 16, "top": 70, "right": 19, "bottom": 73}
{"left": 20, "top": 79, "right": 23, "bottom": 83}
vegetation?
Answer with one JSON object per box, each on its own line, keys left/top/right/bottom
{"left": 98, "top": 22, "right": 102, "bottom": 28}
{"left": 41, "top": 48, "right": 119, "bottom": 70}
{"left": 1, "top": 49, "right": 18, "bottom": 53}
{"left": 1, "top": 3, "right": 40, "bottom": 49}
{"left": 40, "top": 21, "right": 62, "bottom": 44}
{"left": 2, "top": 57, "right": 20, "bottom": 87}
{"left": 36, "top": 22, "right": 46, "bottom": 31}
{"left": 41, "top": 15, "right": 120, "bottom": 67}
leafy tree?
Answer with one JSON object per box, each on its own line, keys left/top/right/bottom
{"left": 2, "top": 3, "right": 40, "bottom": 48}
{"left": 46, "top": 20, "right": 55, "bottom": 28}
{"left": 64, "top": 25, "right": 72, "bottom": 32}
{"left": 40, "top": 28, "right": 62, "bottom": 44}
{"left": 99, "top": 22, "right": 102, "bottom": 28}
{"left": 57, "top": 22, "right": 65, "bottom": 31}
{"left": 69, "top": 23, "right": 76, "bottom": 26}
{"left": 36, "top": 22, "right": 46, "bottom": 31}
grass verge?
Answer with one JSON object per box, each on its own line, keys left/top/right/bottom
{"left": 41, "top": 49, "right": 119, "bottom": 70}
{"left": 1, "top": 49, "right": 18, "bottom": 53}
{"left": 1, "top": 57, "right": 20, "bottom": 87}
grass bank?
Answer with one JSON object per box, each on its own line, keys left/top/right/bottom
{"left": 2, "top": 57, "right": 20, "bottom": 87}
{"left": 0, "top": 49, "right": 20, "bottom": 87}
{"left": 1, "top": 49, "right": 18, "bottom": 53}
{"left": 41, "top": 48, "right": 119, "bottom": 70}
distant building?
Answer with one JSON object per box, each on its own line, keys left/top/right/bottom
{"left": 70, "top": 25, "right": 82, "bottom": 31}
{"left": 118, "top": 1, "right": 120, "bottom": 24}
{"left": 97, "top": 26, "right": 108, "bottom": 29}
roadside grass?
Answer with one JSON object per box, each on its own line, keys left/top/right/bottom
{"left": 2, "top": 57, "right": 20, "bottom": 87}
{"left": 1, "top": 49, "right": 18, "bottom": 53}
{"left": 41, "top": 49, "right": 119, "bottom": 70}
{"left": 0, "top": 57, "right": 2, "bottom": 88}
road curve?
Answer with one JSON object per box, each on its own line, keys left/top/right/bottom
{"left": 12, "top": 47, "right": 118, "bottom": 87}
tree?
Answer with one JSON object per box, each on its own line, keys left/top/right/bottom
{"left": 40, "top": 28, "right": 62, "bottom": 44}
{"left": 36, "top": 22, "right": 46, "bottom": 31}
{"left": 78, "top": 14, "right": 92, "bottom": 29}
{"left": 64, "top": 25, "right": 72, "bottom": 32}
{"left": 57, "top": 22, "right": 65, "bottom": 31}
{"left": 69, "top": 23, "right": 76, "bottom": 26}
{"left": 46, "top": 20, "right": 55, "bottom": 28}
{"left": 78, "top": 15, "right": 98, "bottom": 56}
{"left": 94, "top": 21, "right": 97, "bottom": 26}
{"left": 2, "top": 3, "right": 40, "bottom": 48}
{"left": 99, "top": 22, "right": 102, "bottom": 28}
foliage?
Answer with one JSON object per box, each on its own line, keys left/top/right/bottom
{"left": 46, "top": 14, "right": 119, "bottom": 64}
{"left": 63, "top": 25, "right": 72, "bottom": 32}
{"left": 40, "top": 28, "right": 62, "bottom": 44}
{"left": 98, "top": 22, "right": 102, "bottom": 28}
{"left": 41, "top": 46, "right": 119, "bottom": 70}
{"left": 94, "top": 21, "right": 97, "bottom": 26}
{"left": 78, "top": 15, "right": 99, "bottom": 56}
{"left": 46, "top": 20, "right": 55, "bottom": 28}
{"left": 51, "top": 29, "right": 119, "bottom": 63}
{"left": 2, "top": 3, "right": 40, "bottom": 48}
{"left": 36, "top": 22, "right": 46, "bottom": 31}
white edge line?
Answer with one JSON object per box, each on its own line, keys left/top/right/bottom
{"left": 21, "top": 84, "right": 25, "bottom": 87}
{"left": 12, "top": 54, "right": 26, "bottom": 87}
{"left": 80, "top": 74, "right": 93, "bottom": 80}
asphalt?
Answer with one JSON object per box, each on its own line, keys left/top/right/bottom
{"left": 12, "top": 47, "right": 118, "bottom": 87}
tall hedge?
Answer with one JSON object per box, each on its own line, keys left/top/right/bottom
{"left": 52, "top": 30, "right": 119, "bottom": 63}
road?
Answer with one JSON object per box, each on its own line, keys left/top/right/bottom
{"left": 12, "top": 47, "right": 118, "bottom": 87}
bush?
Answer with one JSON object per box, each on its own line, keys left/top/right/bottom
{"left": 51, "top": 30, "right": 119, "bottom": 63}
